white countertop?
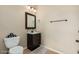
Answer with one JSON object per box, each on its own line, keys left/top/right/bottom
{"left": 27, "top": 32, "right": 40, "bottom": 34}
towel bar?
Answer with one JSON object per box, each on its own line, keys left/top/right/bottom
{"left": 50, "top": 19, "right": 67, "bottom": 23}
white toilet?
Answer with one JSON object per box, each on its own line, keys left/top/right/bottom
{"left": 4, "top": 36, "right": 23, "bottom": 54}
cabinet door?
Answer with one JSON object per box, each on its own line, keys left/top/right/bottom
{"left": 33, "top": 34, "right": 41, "bottom": 46}
{"left": 27, "top": 34, "right": 33, "bottom": 48}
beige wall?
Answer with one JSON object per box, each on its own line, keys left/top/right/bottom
{"left": 0, "top": 5, "right": 79, "bottom": 54}
{"left": 36, "top": 5, "right": 79, "bottom": 54}
{"left": 0, "top": 5, "right": 27, "bottom": 51}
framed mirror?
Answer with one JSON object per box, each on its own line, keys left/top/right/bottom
{"left": 25, "top": 12, "right": 36, "bottom": 29}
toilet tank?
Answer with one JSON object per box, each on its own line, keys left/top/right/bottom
{"left": 4, "top": 36, "right": 20, "bottom": 48}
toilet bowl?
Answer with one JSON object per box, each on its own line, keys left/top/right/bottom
{"left": 9, "top": 46, "right": 23, "bottom": 54}
{"left": 4, "top": 36, "right": 23, "bottom": 54}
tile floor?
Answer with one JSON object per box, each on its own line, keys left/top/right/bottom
{"left": 24, "top": 46, "right": 58, "bottom": 54}
{"left": 0, "top": 46, "right": 58, "bottom": 54}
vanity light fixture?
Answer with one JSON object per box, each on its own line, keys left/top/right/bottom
{"left": 26, "top": 6, "right": 31, "bottom": 10}
{"left": 33, "top": 9, "right": 36, "bottom": 13}
{"left": 26, "top": 6, "right": 37, "bottom": 13}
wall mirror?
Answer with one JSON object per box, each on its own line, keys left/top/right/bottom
{"left": 25, "top": 12, "right": 36, "bottom": 29}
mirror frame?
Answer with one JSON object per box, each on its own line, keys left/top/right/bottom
{"left": 25, "top": 12, "right": 36, "bottom": 29}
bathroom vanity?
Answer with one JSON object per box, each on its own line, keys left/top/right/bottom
{"left": 27, "top": 32, "right": 41, "bottom": 51}
{"left": 25, "top": 12, "right": 41, "bottom": 51}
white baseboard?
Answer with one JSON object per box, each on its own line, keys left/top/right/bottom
{"left": 44, "top": 46, "right": 62, "bottom": 54}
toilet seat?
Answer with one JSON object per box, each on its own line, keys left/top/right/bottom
{"left": 9, "top": 46, "right": 23, "bottom": 54}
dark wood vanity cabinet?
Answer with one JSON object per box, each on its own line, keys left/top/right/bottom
{"left": 27, "top": 33, "right": 41, "bottom": 51}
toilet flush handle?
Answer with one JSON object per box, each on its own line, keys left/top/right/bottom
{"left": 76, "top": 40, "right": 79, "bottom": 43}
